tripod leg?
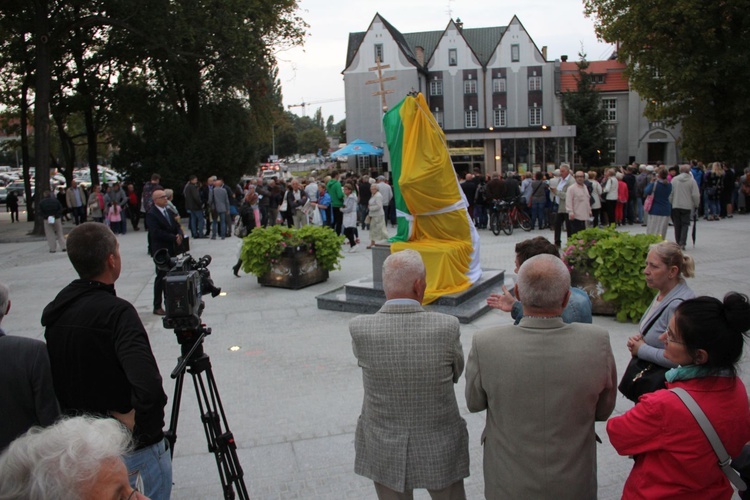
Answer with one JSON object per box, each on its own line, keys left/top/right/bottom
{"left": 189, "top": 357, "right": 249, "bottom": 500}
{"left": 165, "top": 368, "right": 186, "bottom": 458}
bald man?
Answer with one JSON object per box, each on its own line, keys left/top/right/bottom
{"left": 349, "top": 250, "right": 469, "bottom": 499}
{"left": 146, "top": 189, "right": 184, "bottom": 315}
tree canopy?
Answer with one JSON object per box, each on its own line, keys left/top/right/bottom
{"left": 584, "top": 0, "right": 750, "bottom": 164}
{"left": 562, "top": 54, "right": 610, "bottom": 168}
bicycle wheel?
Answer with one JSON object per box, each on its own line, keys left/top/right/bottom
{"left": 518, "top": 210, "right": 532, "bottom": 231}
{"left": 501, "top": 211, "right": 513, "bottom": 235}
{"left": 490, "top": 212, "right": 500, "bottom": 236}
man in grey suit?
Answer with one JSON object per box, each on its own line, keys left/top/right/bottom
{"left": 350, "top": 250, "right": 469, "bottom": 499}
{"left": 208, "top": 177, "right": 231, "bottom": 240}
{"left": 466, "top": 254, "right": 617, "bottom": 499}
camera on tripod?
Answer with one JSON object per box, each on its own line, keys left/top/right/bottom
{"left": 153, "top": 249, "right": 221, "bottom": 330}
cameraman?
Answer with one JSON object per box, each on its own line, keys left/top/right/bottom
{"left": 42, "top": 222, "right": 172, "bottom": 500}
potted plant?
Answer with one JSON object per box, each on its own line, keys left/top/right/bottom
{"left": 562, "top": 226, "right": 661, "bottom": 322}
{"left": 239, "top": 225, "right": 345, "bottom": 289}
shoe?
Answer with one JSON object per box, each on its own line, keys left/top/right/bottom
{"left": 62, "top": 248, "right": 67, "bottom": 252}
{"left": 349, "top": 245, "right": 359, "bottom": 253}
{"left": 221, "top": 237, "right": 225, "bottom": 240}
{"left": 367, "top": 243, "right": 374, "bottom": 249}
{"left": 232, "top": 263, "right": 241, "bottom": 277}
{"left": 211, "top": 236, "right": 216, "bottom": 240}
{"left": 49, "top": 250, "right": 56, "bottom": 253}
{"left": 153, "top": 308, "right": 166, "bottom": 316}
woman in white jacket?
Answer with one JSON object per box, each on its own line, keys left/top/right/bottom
{"left": 602, "top": 168, "right": 619, "bottom": 226}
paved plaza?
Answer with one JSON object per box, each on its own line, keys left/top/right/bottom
{"left": 1, "top": 207, "right": 749, "bottom": 499}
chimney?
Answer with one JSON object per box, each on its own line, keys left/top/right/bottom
{"left": 541, "top": 46, "right": 547, "bottom": 60}
{"left": 416, "top": 46, "right": 425, "bottom": 67}
{"left": 456, "top": 18, "right": 463, "bottom": 31}
{"left": 561, "top": 55, "right": 568, "bottom": 62}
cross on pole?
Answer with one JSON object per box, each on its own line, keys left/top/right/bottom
{"left": 366, "top": 57, "right": 396, "bottom": 111}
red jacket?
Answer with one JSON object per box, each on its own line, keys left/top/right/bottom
{"left": 607, "top": 376, "right": 750, "bottom": 499}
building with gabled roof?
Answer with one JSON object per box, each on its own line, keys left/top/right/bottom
{"left": 343, "top": 14, "right": 576, "bottom": 174}
{"left": 343, "top": 14, "right": 683, "bottom": 173}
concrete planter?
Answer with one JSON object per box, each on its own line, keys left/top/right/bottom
{"left": 258, "top": 246, "right": 329, "bottom": 290}
{"left": 570, "top": 267, "right": 616, "bottom": 316}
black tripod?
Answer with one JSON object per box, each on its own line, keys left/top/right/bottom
{"left": 165, "top": 326, "right": 249, "bottom": 499}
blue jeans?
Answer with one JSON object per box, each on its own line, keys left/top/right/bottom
{"left": 531, "top": 201, "right": 546, "bottom": 229}
{"left": 189, "top": 209, "right": 205, "bottom": 238}
{"left": 124, "top": 438, "right": 172, "bottom": 500}
{"left": 636, "top": 197, "right": 644, "bottom": 223}
{"left": 212, "top": 212, "right": 227, "bottom": 238}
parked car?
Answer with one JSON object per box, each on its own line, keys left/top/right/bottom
{"left": 0, "top": 187, "right": 7, "bottom": 204}
{"left": 5, "top": 181, "right": 33, "bottom": 204}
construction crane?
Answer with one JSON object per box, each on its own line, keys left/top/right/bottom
{"left": 287, "top": 97, "right": 344, "bottom": 115}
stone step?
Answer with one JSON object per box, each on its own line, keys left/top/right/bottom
{"left": 316, "top": 269, "right": 505, "bottom": 324}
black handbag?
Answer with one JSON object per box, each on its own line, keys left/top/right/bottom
{"left": 618, "top": 298, "right": 683, "bottom": 402}
{"left": 618, "top": 357, "right": 669, "bottom": 403}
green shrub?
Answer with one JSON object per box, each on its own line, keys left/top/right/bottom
{"left": 240, "top": 225, "right": 344, "bottom": 277}
{"left": 563, "top": 226, "right": 661, "bottom": 322}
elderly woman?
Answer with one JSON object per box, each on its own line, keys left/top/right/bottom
{"left": 367, "top": 183, "right": 388, "bottom": 248}
{"left": 608, "top": 293, "right": 750, "bottom": 498}
{"left": 87, "top": 184, "right": 105, "bottom": 223}
{"left": 644, "top": 167, "right": 672, "bottom": 239}
{"left": 0, "top": 416, "right": 149, "bottom": 500}
{"left": 620, "top": 241, "right": 696, "bottom": 402}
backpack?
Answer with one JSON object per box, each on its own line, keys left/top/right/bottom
{"left": 474, "top": 183, "right": 487, "bottom": 205}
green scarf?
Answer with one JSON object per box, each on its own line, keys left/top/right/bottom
{"left": 665, "top": 364, "right": 733, "bottom": 383}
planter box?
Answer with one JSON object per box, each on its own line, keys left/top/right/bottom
{"left": 257, "top": 247, "right": 329, "bottom": 290}
{"left": 570, "top": 268, "right": 617, "bottom": 316}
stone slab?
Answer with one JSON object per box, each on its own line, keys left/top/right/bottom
{"left": 316, "top": 269, "right": 505, "bottom": 323}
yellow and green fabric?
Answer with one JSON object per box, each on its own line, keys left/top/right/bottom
{"left": 383, "top": 93, "right": 482, "bottom": 304}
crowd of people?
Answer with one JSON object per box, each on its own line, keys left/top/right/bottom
{"left": 3, "top": 161, "right": 750, "bottom": 499}
{"left": 460, "top": 160, "right": 750, "bottom": 251}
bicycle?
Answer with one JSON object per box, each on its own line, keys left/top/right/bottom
{"left": 490, "top": 198, "right": 531, "bottom": 235}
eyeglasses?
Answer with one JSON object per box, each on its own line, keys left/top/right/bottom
{"left": 664, "top": 327, "right": 685, "bottom": 345}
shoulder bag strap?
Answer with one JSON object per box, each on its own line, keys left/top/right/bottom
{"left": 641, "top": 298, "right": 684, "bottom": 336}
{"left": 531, "top": 182, "right": 543, "bottom": 196}
{"left": 670, "top": 387, "right": 747, "bottom": 491}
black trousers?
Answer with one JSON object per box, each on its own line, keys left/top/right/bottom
{"left": 154, "top": 267, "right": 166, "bottom": 309}
{"left": 333, "top": 207, "right": 343, "bottom": 235}
{"left": 671, "top": 208, "right": 692, "bottom": 247}
{"left": 570, "top": 218, "right": 586, "bottom": 236}
{"left": 553, "top": 212, "right": 570, "bottom": 246}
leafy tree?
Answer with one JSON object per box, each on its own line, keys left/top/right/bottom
{"left": 584, "top": 0, "right": 750, "bottom": 164}
{"left": 325, "top": 115, "right": 335, "bottom": 135}
{"left": 297, "top": 128, "right": 329, "bottom": 155}
{"left": 561, "top": 53, "right": 609, "bottom": 167}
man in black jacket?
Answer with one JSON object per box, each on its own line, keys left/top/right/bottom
{"left": 42, "top": 222, "right": 171, "bottom": 500}
{"left": 39, "top": 190, "right": 67, "bottom": 253}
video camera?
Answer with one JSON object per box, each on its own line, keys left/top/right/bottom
{"left": 153, "top": 249, "right": 221, "bottom": 330}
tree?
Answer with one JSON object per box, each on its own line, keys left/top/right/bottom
{"left": 584, "top": 0, "right": 750, "bottom": 164}
{"left": 297, "top": 128, "right": 329, "bottom": 155}
{"left": 561, "top": 53, "right": 609, "bottom": 167}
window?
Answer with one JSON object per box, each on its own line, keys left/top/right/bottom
{"left": 511, "top": 44, "right": 520, "bottom": 62}
{"left": 374, "top": 44, "right": 383, "bottom": 63}
{"left": 591, "top": 74, "right": 605, "bottom": 84}
{"left": 493, "top": 108, "right": 507, "bottom": 128}
{"left": 607, "top": 138, "right": 617, "bottom": 163}
{"left": 464, "top": 79, "right": 477, "bottom": 94}
{"left": 465, "top": 109, "right": 478, "bottom": 128}
{"left": 448, "top": 49, "right": 457, "bottom": 66}
{"left": 528, "top": 76, "right": 542, "bottom": 91}
{"left": 433, "top": 110, "right": 444, "bottom": 128}
{"left": 602, "top": 98, "right": 617, "bottom": 121}
{"left": 492, "top": 77, "right": 506, "bottom": 93}
{"left": 529, "top": 106, "right": 542, "bottom": 126}
{"left": 429, "top": 79, "right": 443, "bottom": 96}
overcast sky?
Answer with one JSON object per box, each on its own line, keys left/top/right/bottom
{"left": 275, "top": 0, "right": 613, "bottom": 123}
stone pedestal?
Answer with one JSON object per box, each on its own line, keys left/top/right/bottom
{"left": 370, "top": 243, "right": 391, "bottom": 290}
{"left": 316, "top": 269, "right": 505, "bottom": 324}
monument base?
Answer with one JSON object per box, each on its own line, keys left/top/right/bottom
{"left": 315, "top": 269, "right": 505, "bottom": 324}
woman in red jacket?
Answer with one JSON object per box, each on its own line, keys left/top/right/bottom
{"left": 608, "top": 293, "right": 750, "bottom": 499}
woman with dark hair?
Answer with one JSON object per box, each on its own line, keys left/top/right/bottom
{"left": 608, "top": 292, "right": 750, "bottom": 498}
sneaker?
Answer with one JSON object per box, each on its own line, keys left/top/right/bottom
{"left": 349, "top": 245, "right": 359, "bottom": 253}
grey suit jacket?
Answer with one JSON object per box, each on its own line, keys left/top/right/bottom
{"left": 465, "top": 317, "right": 617, "bottom": 500}
{"left": 349, "top": 302, "right": 469, "bottom": 492}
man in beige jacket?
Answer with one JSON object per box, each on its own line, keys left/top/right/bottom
{"left": 466, "top": 254, "right": 617, "bottom": 499}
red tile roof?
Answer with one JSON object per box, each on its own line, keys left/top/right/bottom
{"left": 560, "top": 60, "right": 629, "bottom": 93}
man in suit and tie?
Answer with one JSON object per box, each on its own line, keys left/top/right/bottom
{"left": 349, "top": 250, "right": 469, "bottom": 499}
{"left": 465, "top": 254, "right": 617, "bottom": 499}
{"left": 146, "top": 189, "right": 184, "bottom": 315}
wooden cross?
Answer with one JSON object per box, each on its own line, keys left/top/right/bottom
{"left": 366, "top": 57, "right": 396, "bottom": 111}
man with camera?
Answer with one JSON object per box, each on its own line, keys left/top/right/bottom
{"left": 42, "top": 222, "right": 172, "bottom": 500}
{"left": 147, "top": 189, "right": 184, "bottom": 316}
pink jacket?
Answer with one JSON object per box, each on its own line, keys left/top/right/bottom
{"left": 607, "top": 376, "right": 750, "bottom": 499}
